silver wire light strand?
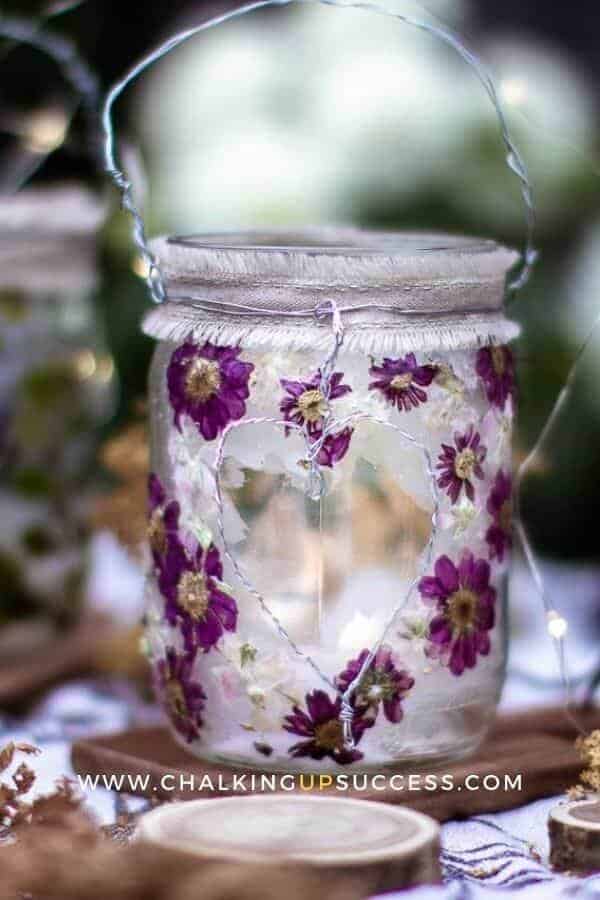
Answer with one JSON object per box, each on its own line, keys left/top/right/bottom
{"left": 101, "top": 0, "right": 537, "bottom": 305}
{"left": 210, "top": 297, "right": 441, "bottom": 749}
{"left": 515, "top": 316, "right": 600, "bottom": 733}
{"left": 213, "top": 410, "right": 441, "bottom": 749}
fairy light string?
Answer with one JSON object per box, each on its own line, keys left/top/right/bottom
{"left": 212, "top": 299, "right": 442, "bottom": 749}
{"left": 515, "top": 313, "right": 600, "bottom": 733}
{"left": 100, "top": 0, "right": 594, "bottom": 745}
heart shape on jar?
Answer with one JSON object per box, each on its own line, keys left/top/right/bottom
{"left": 211, "top": 410, "right": 441, "bottom": 721}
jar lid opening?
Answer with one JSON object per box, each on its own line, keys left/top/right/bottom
{"left": 168, "top": 230, "right": 496, "bottom": 258}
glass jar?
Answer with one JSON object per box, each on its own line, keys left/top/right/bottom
{"left": 143, "top": 228, "right": 518, "bottom": 771}
{"left": 0, "top": 185, "right": 116, "bottom": 658}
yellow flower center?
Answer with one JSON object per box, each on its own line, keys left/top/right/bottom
{"left": 165, "top": 677, "right": 187, "bottom": 719}
{"left": 390, "top": 372, "right": 413, "bottom": 392}
{"left": 314, "top": 718, "right": 344, "bottom": 752}
{"left": 177, "top": 571, "right": 210, "bottom": 620}
{"left": 499, "top": 499, "right": 512, "bottom": 534}
{"left": 184, "top": 358, "right": 221, "bottom": 402}
{"left": 454, "top": 448, "right": 476, "bottom": 481}
{"left": 360, "top": 670, "right": 394, "bottom": 703}
{"left": 491, "top": 346, "right": 506, "bottom": 376}
{"left": 296, "top": 389, "right": 328, "bottom": 423}
{"left": 148, "top": 509, "right": 167, "bottom": 556}
{"left": 447, "top": 588, "right": 479, "bottom": 633}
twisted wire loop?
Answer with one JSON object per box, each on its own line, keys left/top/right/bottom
{"left": 101, "top": 0, "right": 536, "bottom": 305}
{"left": 0, "top": 16, "right": 101, "bottom": 173}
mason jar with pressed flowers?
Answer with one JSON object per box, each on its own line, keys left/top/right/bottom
{"left": 140, "top": 228, "right": 519, "bottom": 772}
{"left": 0, "top": 185, "right": 116, "bottom": 659}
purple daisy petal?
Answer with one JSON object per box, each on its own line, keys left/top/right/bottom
{"left": 284, "top": 689, "right": 370, "bottom": 766}
{"left": 316, "top": 427, "right": 353, "bottom": 468}
{"left": 421, "top": 551, "right": 497, "bottom": 678}
{"left": 369, "top": 354, "right": 438, "bottom": 411}
{"left": 485, "top": 469, "right": 513, "bottom": 562}
{"left": 476, "top": 345, "right": 516, "bottom": 411}
{"left": 418, "top": 576, "right": 446, "bottom": 602}
{"left": 279, "top": 370, "right": 352, "bottom": 443}
{"left": 154, "top": 647, "right": 206, "bottom": 743}
{"left": 449, "top": 638, "right": 467, "bottom": 676}
{"left": 158, "top": 540, "right": 238, "bottom": 654}
{"left": 336, "top": 646, "right": 414, "bottom": 725}
{"left": 167, "top": 339, "right": 253, "bottom": 441}
{"left": 435, "top": 556, "right": 459, "bottom": 594}
{"left": 436, "top": 426, "right": 487, "bottom": 505}
{"left": 429, "top": 615, "right": 453, "bottom": 647}
{"left": 147, "top": 474, "right": 184, "bottom": 574}
{"left": 306, "top": 689, "right": 336, "bottom": 724}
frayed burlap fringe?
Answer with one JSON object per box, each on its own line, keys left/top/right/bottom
{"left": 143, "top": 305, "right": 520, "bottom": 353}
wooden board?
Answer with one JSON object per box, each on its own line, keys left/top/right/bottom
{"left": 71, "top": 705, "right": 600, "bottom": 822}
{"left": 0, "top": 616, "right": 116, "bottom": 709}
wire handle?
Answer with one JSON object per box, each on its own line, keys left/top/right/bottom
{"left": 101, "top": 0, "right": 537, "bottom": 305}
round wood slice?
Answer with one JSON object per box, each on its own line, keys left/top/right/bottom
{"left": 549, "top": 795, "right": 600, "bottom": 873}
{"left": 136, "top": 795, "right": 441, "bottom": 892}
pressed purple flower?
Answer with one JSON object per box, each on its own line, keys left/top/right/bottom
{"left": 369, "top": 353, "right": 438, "bottom": 412}
{"left": 437, "top": 426, "right": 486, "bottom": 504}
{"left": 486, "top": 469, "right": 513, "bottom": 563}
{"left": 316, "top": 427, "right": 354, "bottom": 468}
{"left": 147, "top": 473, "right": 183, "bottom": 570}
{"left": 155, "top": 647, "right": 206, "bottom": 743}
{"left": 336, "top": 646, "right": 414, "bottom": 724}
{"left": 476, "top": 345, "right": 515, "bottom": 411}
{"left": 167, "top": 339, "right": 254, "bottom": 441}
{"left": 279, "top": 370, "right": 351, "bottom": 438}
{"left": 159, "top": 541, "right": 238, "bottom": 653}
{"left": 419, "top": 552, "right": 496, "bottom": 677}
{"left": 283, "top": 689, "right": 373, "bottom": 766}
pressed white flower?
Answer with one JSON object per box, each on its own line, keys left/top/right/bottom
{"left": 480, "top": 406, "right": 512, "bottom": 466}
{"left": 213, "top": 635, "right": 300, "bottom": 731}
{"left": 439, "top": 495, "right": 480, "bottom": 538}
{"left": 168, "top": 424, "right": 248, "bottom": 546}
{"left": 397, "top": 615, "right": 430, "bottom": 658}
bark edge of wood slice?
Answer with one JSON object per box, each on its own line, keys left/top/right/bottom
{"left": 549, "top": 795, "right": 600, "bottom": 874}
{"left": 136, "top": 794, "right": 441, "bottom": 893}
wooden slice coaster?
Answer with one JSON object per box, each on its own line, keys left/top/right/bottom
{"left": 549, "top": 795, "right": 600, "bottom": 874}
{"left": 136, "top": 794, "right": 441, "bottom": 893}
{"left": 71, "top": 706, "right": 598, "bottom": 822}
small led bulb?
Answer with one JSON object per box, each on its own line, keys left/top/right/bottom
{"left": 547, "top": 610, "right": 568, "bottom": 640}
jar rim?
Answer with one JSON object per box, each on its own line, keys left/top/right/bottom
{"left": 168, "top": 229, "right": 496, "bottom": 258}
{"left": 153, "top": 226, "right": 518, "bottom": 295}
